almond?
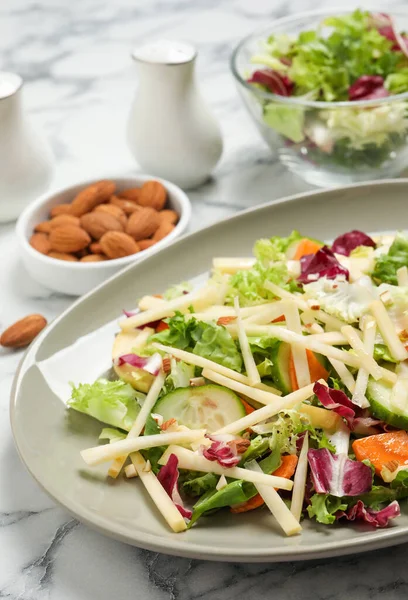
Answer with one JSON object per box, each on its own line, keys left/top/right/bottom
{"left": 50, "top": 204, "right": 72, "bottom": 218}
{"left": 138, "top": 181, "right": 167, "bottom": 211}
{"left": 50, "top": 214, "right": 80, "bottom": 229}
{"left": 90, "top": 242, "right": 103, "bottom": 254}
{"left": 118, "top": 187, "right": 141, "bottom": 202}
{"left": 95, "top": 204, "right": 127, "bottom": 227}
{"left": 1, "top": 314, "right": 47, "bottom": 348}
{"left": 48, "top": 251, "right": 79, "bottom": 262}
{"left": 80, "top": 254, "right": 106, "bottom": 262}
{"left": 30, "top": 233, "right": 51, "bottom": 255}
{"left": 158, "top": 209, "right": 178, "bottom": 225}
{"left": 70, "top": 180, "right": 116, "bottom": 216}
{"left": 34, "top": 221, "right": 52, "bottom": 234}
{"left": 80, "top": 212, "right": 123, "bottom": 240}
{"left": 100, "top": 231, "right": 140, "bottom": 259}
{"left": 110, "top": 196, "right": 141, "bottom": 215}
{"left": 49, "top": 225, "right": 91, "bottom": 253}
{"left": 126, "top": 207, "right": 160, "bottom": 241}
{"left": 138, "top": 239, "right": 157, "bottom": 251}
{"left": 152, "top": 221, "right": 175, "bottom": 242}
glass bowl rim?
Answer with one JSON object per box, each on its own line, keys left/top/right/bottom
{"left": 230, "top": 7, "right": 408, "bottom": 109}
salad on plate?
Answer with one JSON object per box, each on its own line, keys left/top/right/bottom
{"left": 71, "top": 228, "right": 408, "bottom": 536}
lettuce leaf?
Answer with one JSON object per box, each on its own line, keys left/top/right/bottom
{"left": 150, "top": 313, "right": 242, "bottom": 372}
{"left": 254, "top": 230, "right": 302, "bottom": 264}
{"left": 373, "top": 344, "right": 398, "bottom": 364}
{"left": 163, "top": 281, "right": 192, "bottom": 301}
{"left": 182, "top": 473, "right": 219, "bottom": 497}
{"left": 68, "top": 379, "right": 141, "bottom": 431}
{"left": 372, "top": 233, "right": 408, "bottom": 285}
{"left": 307, "top": 493, "right": 348, "bottom": 525}
{"left": 99, "top": 427, "right": 127, "bottom": 443}
{"left": 263, "top": 103, "right": 305, "bottom": 143}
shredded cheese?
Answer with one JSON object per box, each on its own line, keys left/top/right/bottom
{"left": 120, "top": 286, "right": 220, "bottom": 331}
{"left": 352, "top": 317, "right": 376, "bottom": 408}
{"left": 290, "top": 432, "right": 309, "bottom": 522}
{"left": 212, "top": 257, "right": 255, "bottom": 274}
{"left": 234, "top": 297, "right": 260, "bottom": 386}
{"left": 370, "top": 300, "right": 408, "bottom": 362}
{"left": 284, "top": 303, "right": 311, "bottom": 388}
{"left": 108, "top": 371, "right": 165, "bottom": 478}
{"left": 327, "top": 359, "right": 356, "bottom": 393}
{"left": 81, "top": 429, "right": 206, "bottom": 466}
{"left": 245, "top": 460, "right": 301, "bottom": 536}
{"left": 397, "top": 266, "right": 408, "bottom": 287}
{"left": 130, "top": 452, "right": 187, "bottom": 533}
{"left": 159, "top": 446, "right": 294, "bottom": 491}
{"left": 212, "top": 381, "right": 316, "bottom": 435}
{"left": 152, "top": 343, "right": 282, "bottom": 396}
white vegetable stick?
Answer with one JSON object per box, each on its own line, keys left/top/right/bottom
{"left": 202, "top": 368, "right": 280, "bottom": 405}
{"left": 124, "top": 463, "right": 138, "bottom": 478}
{"left": 212, "top": 257, "right": 255, "bottom": 274}
{"left": 152, "top": 343, "right": 282, "bottom": 396}
{"left": 352, "top": 317, "right": 376, "bottom": 408}
{"left": 328, "top": 359, "right": 356, "bottom": 393}
{"left": 310, "top": 332, "right": 351, "bottom": 345}
{"left": 130, "top": 452, "right": 187, "bottom": 533}
{"left": 284, "top": 303, "right": 310, "bottom": 388}
{"left": 212, "top": 381, "right": 316, "bottom": 435}
{"left": 81, "top": 429, "right": 206, "bottom": 466}
{"left": 159, "top": 446, "right": 294, "bottom": 491}
{"left": 290, "top": 432, "right": 309, "bottom": 522}
{"left": 228, "top": 324, "right": 396, "bottom": 384}
{"left": 312, "top": 310, "right": 347, "bottom": 332}
{"left": 245, "top": 460, "right": 301, "bottom": 536}
{"left": 108, "top": 371, "right": 165, "bottom": 478}
{"left": 120, "top": 286, "right": 220, "bottom": 331}
{"left": 244, "top": 301, "right": 288, "bottom": 324}
{"left": 390, "top": 378, "right": 408, "bottom": 412}
{"left": 370, "top": 300, "right": 408, "bottom": 362}
{"left": 299, "top": 404, "right": 341, "bottom": 432}
{"left": 234, "top": 297, "right": 260, "bottom": 386}
{"left": 397, "top": 266, "right": 408, "bottom": 286}
{"left": 341, "top": 325, "right": 383, "bottom": 381}
{"left": 263, "top": 281, "right": 308, "bottom": 311}
{"left": 216, "top": 475, "right": 228, "bottom": 491}
{"left": 138, "top": 295, "right": 167, "bottom": 311}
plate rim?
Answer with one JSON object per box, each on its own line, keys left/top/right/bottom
{"left": 11, "top": 178, "right": 408, "bottom": 562}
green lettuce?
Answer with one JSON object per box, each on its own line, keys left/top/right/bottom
{"left": 163, "top": 281, "right": 192, "bottom": 301}
{"left": 307, "top": 494, "right": 347, "bottom": 525}
{"left": 99, "top": 427, "right": 127, "bottom": 443}
{"left": 386, "top": 68, "right": 408, "bottom": 94}
{"left": 162, "top": 359, "right": 195, "bottom": 395}
{"left": 254, "top": 230, "right": 303, "bottom": 263}
{"left": 372, "top": 233, "right": 408, "bottom": 285}
{"left": 182, "top": 473, "right": 218, "bottom": 497}
{"left": 263, "top": 104, "right": 305, "bottom": 143}
{"left": 68, "top": 379, "right": 141, "bottom": 431}
{"left": 373, "top": 344, "right": 398, "bottom": 364}
{"left": 150, "top": 312, "right": 242, "bottom": 372}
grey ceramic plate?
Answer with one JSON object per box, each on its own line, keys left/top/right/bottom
{"left": 10, "top": 180, "right": 408, "bottom": 562}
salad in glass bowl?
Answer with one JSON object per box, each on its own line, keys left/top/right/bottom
{"left": 71, "top": 227, "right": 408, "bottom": 536}
{"left": 231, "top": 10, "right": 408, "bottom": 187}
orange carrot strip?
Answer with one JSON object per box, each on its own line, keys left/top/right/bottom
{"left": 155, "top": 320, "right": 169, "bottom": 332}
{"left": 230, "top": 454, "right": 298, "bottom": 513}
{"left": 289, "top": 349, "right": 329, "bottom": 391}
{"left": 353, "top": 430, "right": 408, "bottom": 476}
{"left": 272, "top": 315, "right": 285, "bottom": 323}
{"left": 241, "top": 398, "right": 255, "bottom": 415}
{"left": 293, "top": 239, "right": 323, "bottom": 261}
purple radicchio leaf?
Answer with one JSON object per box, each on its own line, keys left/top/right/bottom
{"left": 157, "top": 454, "right": 192, "bottom": 519}
{"left": 202, "top": 439, "right": 240, "bottom": 468}
{"left": 337, "top": 500, "right": 400, "bottom": 528}
{"left": 307, "top": 448, "right": 373, "bottom": 497}
{"left": 348, "top": 75, "right": 389, "bottom": 101}
{"left": 331, "top": 230, "right": 376, "bottom": 256}
{"left": 247, "top": 69, "right": 294, "bottom": 96}
{"left": 298, "top": 247, "right": 349, "bottom": 284}
{"left": 116, "top": 352, "right": 162, "bottom": 375}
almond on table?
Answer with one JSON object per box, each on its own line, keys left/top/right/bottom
{"left": 1, "top": 314, "right": 47, "bottom": 348}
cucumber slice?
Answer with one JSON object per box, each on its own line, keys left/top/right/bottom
{"left": 269, "top": 342, "right": 292, "bottom": 394}
{"left": 366, "top": 378, "right": 408, "bottom": 430}
{"left": 152, "top": 385, "right": 245, "bottom": 433}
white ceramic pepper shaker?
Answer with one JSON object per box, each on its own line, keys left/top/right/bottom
{"left": 127, "top": 40, "right": 223, "bottom": 189}
{"left": 0, "top": 72, "right": 54, "bottom": 222}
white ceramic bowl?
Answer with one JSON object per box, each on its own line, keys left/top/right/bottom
{"left": 16, "top": 175, "right": 191, "bottom": 296}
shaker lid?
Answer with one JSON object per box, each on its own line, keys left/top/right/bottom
{"left": 131, "top": 40, "right": 196, "bottom": 65}
{"left": 0, "top": 72, "right": 22, "bottom": 99}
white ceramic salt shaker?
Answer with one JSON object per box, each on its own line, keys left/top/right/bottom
{"left": 0, "top": 72, "right": 54, "bottom": 222}
{"left": 127, "top": 40, "right": 223, "bottom": 189}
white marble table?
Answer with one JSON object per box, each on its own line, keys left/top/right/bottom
{"left": 1, "top": 0, "right": 408, "bottom": 597}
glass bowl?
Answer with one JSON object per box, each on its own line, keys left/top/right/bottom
{"left": 231, "top": 10, "right": 408, "bottom": 187}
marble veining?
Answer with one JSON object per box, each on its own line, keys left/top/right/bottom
{"left": 1, "top": 0, "right": 408, "bottom": 598}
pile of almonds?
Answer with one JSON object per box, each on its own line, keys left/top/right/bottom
{"left": 30, "top": 179, "right": 179, "bottom": 262}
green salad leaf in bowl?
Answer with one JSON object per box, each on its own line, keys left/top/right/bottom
{"left": 231, "top": 10, "right": 408, "bottom": 186}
